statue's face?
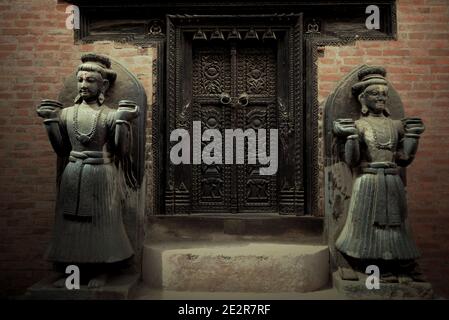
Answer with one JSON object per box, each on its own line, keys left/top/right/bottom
{"left": 76, "top": 70, "right": 104, "bottom": 103}
{"left": 361, "top": 84, "right": 388, "bottom": 114}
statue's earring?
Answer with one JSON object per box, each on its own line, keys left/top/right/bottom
{"left": 361, "top": 105, "right": 369, "bottom": 115}
{"left": 99, "top": 79, "right": 109, "bottom": 105}
{"left": 98, "top": 92, "right": 105, "bottom": 105}
{"left": 358, "top": 93, "right": 368, "bottom": 115}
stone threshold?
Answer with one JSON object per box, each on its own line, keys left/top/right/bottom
{"left": 146, "top": 215, "right": 324, "bottom": 243}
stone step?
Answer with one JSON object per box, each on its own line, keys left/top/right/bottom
{"left": 146, "top": 216, "right": 323, "bottom": 243}
{"left": 143, "top": 242, "right": 329, "bottom": 293}
{"left": 133, "top": 284, "right": 345, "bottom": 300}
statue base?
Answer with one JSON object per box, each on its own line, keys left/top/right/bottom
{"left": 333, "top": 271, "right": 434, "bottom": 300}
{"left": 24, "top": 272, "right": 140, "bottom": 300}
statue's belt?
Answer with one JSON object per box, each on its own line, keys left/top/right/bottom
{"left": 69, "top": 151, "right": 112, "bottom": 165}
{"left": 361, "top": 162, "right": 398, "bottom": 175}
{"left": 360, "top": 162, "right": 402, "bottom": 227}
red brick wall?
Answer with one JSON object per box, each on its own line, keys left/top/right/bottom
{"left": 0, "top": 0, "right": 448, "bottom": 298}
{"left": 318, "top": 0, "right": 449, "bottom": 297}
{"left": 0, "top": 0, "right": 154, "bottom": 297}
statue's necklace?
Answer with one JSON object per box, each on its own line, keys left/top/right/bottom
{"left": 73, "top": 104, "right": 102, "bottom": 145}
{"left": 365, "top": 117, "right": 395, "bottom": 150}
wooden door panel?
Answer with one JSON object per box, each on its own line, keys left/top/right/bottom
{"left": 236, "top": 45, "right": 277, "bottom": 212}
{"left": 190, "top": 41, "right": 279, "bottom": 213}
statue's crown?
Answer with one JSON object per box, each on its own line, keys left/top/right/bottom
{"left": 352, "top": 66, "right": 388, "bottom": 96}
{"left": 357, "top": 66, "right": 387, "bottom": 81}
{"left": 77, "top": 53, "right": 117, "bottom": 85}
{"left": 81, "top": 53, "right": 112, "bottom": 69}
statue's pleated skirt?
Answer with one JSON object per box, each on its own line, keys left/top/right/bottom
{"left": 335, "top": 173, "right": 420, "bottom": 260}
{"left": 46, "top": 161, "right": 134, "bottom": 263}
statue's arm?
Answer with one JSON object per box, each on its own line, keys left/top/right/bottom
{"left": 395, "top": 118, "right": 425, "bottom": 167}
{"left": 114, "top": 119, "right": 132, "bottom": 157}
{"left": 36, "top": 102, "right": 71, "bottom": 157}
{"left": 333, "top": 118, "right": 361, "bottom": 168}
{"left": 344, "top": 134, "right": 361, "bottom": 167}
{"left": 113, "top": 101, "right": 140, "bottom": 157}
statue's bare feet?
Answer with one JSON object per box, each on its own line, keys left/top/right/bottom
{"left": 53, "top": 276, "right": 66, "bottom": 288}
{"left": 88, "top": 273, "right": 107, "bottom": 289}
{"left": 339, "top": 267, "right": 359, "bottom": 281}
{"left": 405, "top": 263, "right": 426, "bottom": 282}
{"left": 410, "top": 272, "right": 425, "bottom": 282}
{"left": 380, "top": 272, "right": 398, "bottom": 283}
{"left": 398, "top": 275, "right": 413, "bottom": 284}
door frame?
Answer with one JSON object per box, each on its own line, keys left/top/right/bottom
{"left": 162, "top": 14, "right": 308, "bottom": 215}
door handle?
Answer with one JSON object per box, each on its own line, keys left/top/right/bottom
{"left": 219, "top": 93, "right": 231, "bottom": 105}
{"left": 238, "top": 93, "right": 249, "bottom": 107}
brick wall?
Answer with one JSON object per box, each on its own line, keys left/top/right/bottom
{"left": 318, "top": 0, "right": 449, "bottom": 297}
{"left": 0, "top": 0, "right": 154, "bottom": 297}
{"left": 0, "top": 0, "right": 448, "bottom": 298}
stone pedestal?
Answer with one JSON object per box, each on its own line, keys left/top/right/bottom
{"left": 333, "top": 272, "right": 434, "bottom": 300}
{"left": 24, "top": 272, "right": 140, "bottom": 300}
{"left": 143, "top": 242, "right": 329, "bottom": 293}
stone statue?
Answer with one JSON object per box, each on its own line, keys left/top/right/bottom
{"left": 36, "top": 54, "right": 140, "bottom": 288}
{"left": 332, "top": 66, "right": 424, "bottom": 283}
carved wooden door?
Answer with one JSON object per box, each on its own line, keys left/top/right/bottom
{"left": 191, "top": 41, "right": 278, "bottom": 213}
{"left": 165, "top": 16, "right": 304, "bottom": 215}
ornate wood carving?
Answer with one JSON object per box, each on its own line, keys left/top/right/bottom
{"left": 150, "top": 40, "right": 165, "bottom": 217}
{"left": 72, "top": 1, "right": 397, "bottom": 45}
{"left": 166, "top": 14, "right": 304, "bottom": 214}
{"left": 165, "top": 16, "right": 177, "bottom": 214}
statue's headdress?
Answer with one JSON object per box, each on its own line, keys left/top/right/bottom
{"left": 352, "top": 66, "right": 390, "bottom": 115}
{"left": 75, "top": 53, "right": 117, "bottom": 105}
{"left": 77, "top": 53, "right": 117, "bottom": 84}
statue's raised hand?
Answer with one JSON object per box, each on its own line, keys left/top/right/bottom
{"left": 402, "top": 117, "right": 425, "bottom": 135}
{"left": 36, "top": 99, "right": 63, "bottom": 119}
{"left": 333, "top": 118, "right": 358, "bottom": 138}
{"left": 116, "top": 100, "right": 140, "bottom": 122}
